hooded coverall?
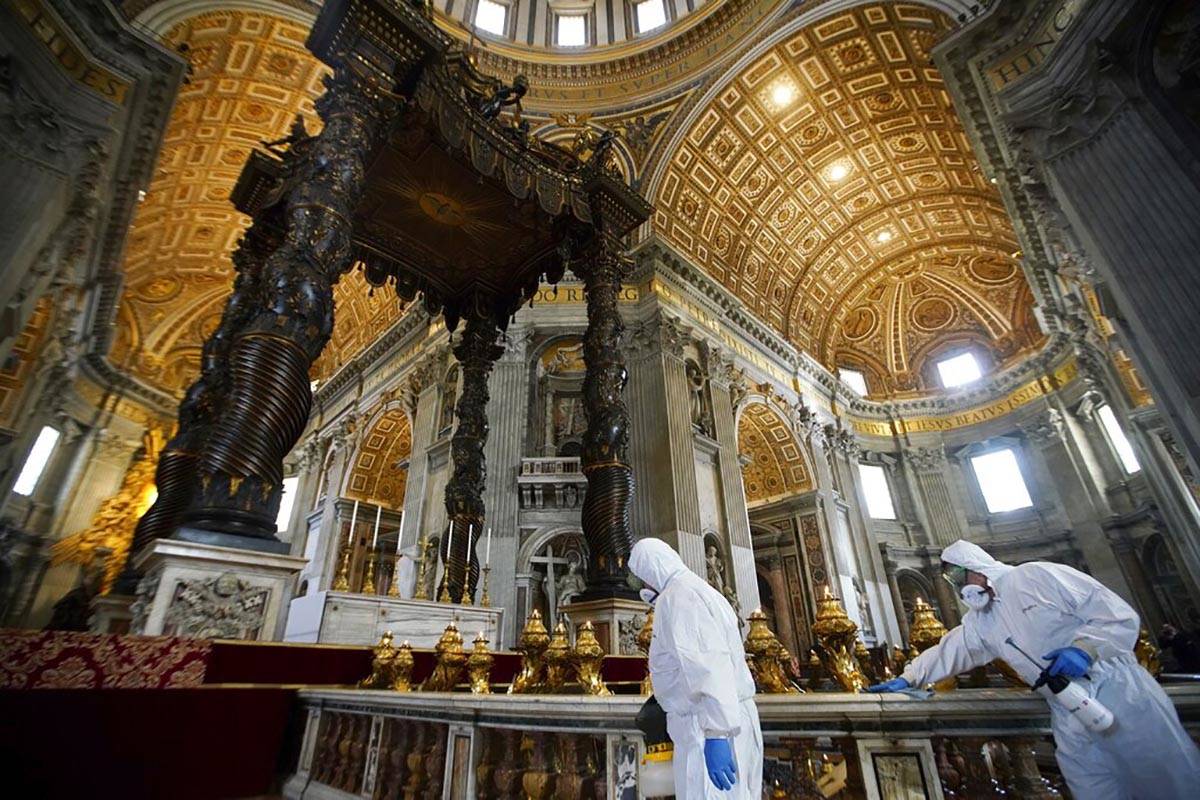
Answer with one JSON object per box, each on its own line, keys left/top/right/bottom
{"left": 629, "top": 538, "right": 763, "bottom": 799}
{"left": 902, "top": 540, "right": 1200, "bottom": 799}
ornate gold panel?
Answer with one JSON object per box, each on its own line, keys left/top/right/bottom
{"left": 738, "top": 402, "right": 812, "bottom": 504}
{"left": 656, "top": 4, "right": 1044, "bottom": 395}
{"left": 345, "top": 406, "right": 412, "bottom": 509}
{"left": 0, "top": 295, "right": 54, "bottom": 430}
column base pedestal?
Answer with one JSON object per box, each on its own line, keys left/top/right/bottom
{"left": 131, "top": 538, "right": 306, "bottom": 641}
{"left": 284, "top": 591, "right": 506, "bottom": 649}
{"left": 560, "top": 597, "right": 649, "bottom": 655}
{"left": 88, "top": 594, "right": 134, "bottom": 634}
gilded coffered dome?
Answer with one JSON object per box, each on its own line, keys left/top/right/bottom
{"left": 651, "top": 3, "right": 1045, "bottom": 395}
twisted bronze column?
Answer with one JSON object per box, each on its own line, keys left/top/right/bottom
{"left": 183, "top": 67, "right": 395, "bottom": 539}
{"left": 576, "top": 241, "right": 637, "bottom": 598}
{"left": 438, "top": 303, "right": 503, "bottom": 603}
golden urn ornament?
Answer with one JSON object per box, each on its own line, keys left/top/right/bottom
{"left": 637, "top": 610, "right": 654, "bottom": 695}
{"left": 543, "top": 620, "right": 575, "bottom": 693}
{"left": 359, "top": 631, "right": 398, "bottom": 689}
{"left": 509, "top": 609, "right": 551, "bottom": 694}
{"left": 573, "top": 621, "right": 611, "bottom": 696}
{"left": 812, "top": 587, "right": 868, "bottom": 692}
{"left": 744, "top": 608, "right": 801, "bottom": 694}
{"left": 908, "top": 597, "right": 956, "bottom": 691}
{"left": 421, "top": 622, "right": 467, "bottom": 691}
{"left": 467, "top": 632, "right": 495, "bottom": 694}
{"left": 393, "top": 640, "right": 415, "bottom": 691}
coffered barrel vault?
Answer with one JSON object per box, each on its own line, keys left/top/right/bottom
{"left": 653, "top": 3, "right": 1044, "bottom": 395}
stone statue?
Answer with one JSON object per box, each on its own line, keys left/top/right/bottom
{"left": 556, "top": 560, "right": 586, "bottom": 607}
{"left": 852, "top": 576, "right": 875, "bottom": 638}
{"left": 686, "top": 361, "right": 712, "bottom": 435}
{"left": 705, "top": 545, "right": 726, "bottom": 594}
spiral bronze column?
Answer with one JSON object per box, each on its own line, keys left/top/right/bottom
{"left": 438, "top": 303, "right": 503, "bottom": 603}
{"left": 182, "top": 67, "right": 395, "bottom": 540}
{"left": 576, "top": 241, "right": 638, "bottom": 599}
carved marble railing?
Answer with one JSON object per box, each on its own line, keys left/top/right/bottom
{"left": 284, "top": 686, "right": 1200, "bottom": 799}
{"left": 517, "top": 457, "right": 588, "bottom": 510}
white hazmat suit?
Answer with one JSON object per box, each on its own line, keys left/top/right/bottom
{"left": 629, "top": 538, "right": 763, "bottom": 799}
{"left": 901, "top": 540, "right": 1200, "bottom": 799}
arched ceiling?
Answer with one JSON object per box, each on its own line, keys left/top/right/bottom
{"left": 654, "top": 3, "right": 1045, "bottom": 395}
{"left": 109, "top": 10, "right": 408, "bottom": 398}
{"left": 345, "top": 406, "right": 412, "bottom": 509}
{"left": 738, "top": 402, "right": 812, "bottom": 505}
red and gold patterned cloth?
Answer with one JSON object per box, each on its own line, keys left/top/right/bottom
{"left": 0, "top": 630, "right": 210, "bottom": 689}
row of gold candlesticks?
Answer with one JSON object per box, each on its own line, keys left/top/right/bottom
{"left": 330, "top": 500, "right": 493, "bottom": 607}
{"left": 360, "top": 588, "right": 1163, "bottom": 697}
{"left": 358, "top": 611, "right": 610, "bottom": 696}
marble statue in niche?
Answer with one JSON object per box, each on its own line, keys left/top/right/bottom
{"left": 852, "top": 576, "right": 875, "bottom": 638}
{"left": 686, "top": 360, "right": 714, "bottom": 436}
{"left": 555, "top": 560, "right": 586, "bottom": 607}
{"left": 706, "top": 544, "right": 727, "bottom": 594}
{"left": 438, "top": 365, "right": 459, "bottom": 434}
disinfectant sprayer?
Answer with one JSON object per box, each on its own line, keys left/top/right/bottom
{"left": 1005, "top": 637, "right": 1115, "bottom": 733}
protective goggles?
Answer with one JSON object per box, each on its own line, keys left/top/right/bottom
{"left": 941, "top": 562, "right": 969, "bottom": 589}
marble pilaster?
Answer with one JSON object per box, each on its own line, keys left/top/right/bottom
{"left": 710, "top": 365, "right": 759, "bottom": 620}
{"left": 903, "top": 446, "right": 968, "bottom": 547}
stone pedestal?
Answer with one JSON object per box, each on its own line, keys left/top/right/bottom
{"left": 560, "top": 597, "right": 649, "bottom": 655}
{"left": 89, "top": 594, "right": 134, "bottom": 634}
{"left": 285, "top": 592, "right": 506, "bottom": 649}
{"left": 130, "top": 538, "right": 306, "bottom": 641}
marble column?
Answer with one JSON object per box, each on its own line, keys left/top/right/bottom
{"left": 309, "top": 416, "right": 359, "bottom": 593}
{"left": 1020, "top": 408, "right": 1137, "bottom": 602}
{"left": 903, "top": 446, "right": 968, "bottom": 547}
{"left": 285, "top": 435, "right": 326, "bottom": 557}
{"left": 398, "top": 350, "right": 446, "bottom": 556}
{"left": 626, "top": 311, "right": 704, "bottom": 571}
{"left": 481, "top": 326, "right": 531, "bottom": 630}
{"left": 708, "top": 352, "right": 760, "bottom": 619}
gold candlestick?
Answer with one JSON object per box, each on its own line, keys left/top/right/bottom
{"left": 480, "top": 565, "right": 491, "bottom": 607}
{"left": 361, "top": 550, "right": 378, "bottom": 595}
{"left": 460, "top": 569, "right": 473, "bottom": 605}
{"left": 413, "top": 537, "right": 431, "bottom": 601}
{"left": 332, "top": 529, "right": 353, "bottom": 592}
{"left": 387, "top": 552, "right": 402, "bottom": 597}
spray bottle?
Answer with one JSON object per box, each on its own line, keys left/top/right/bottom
{"left": 1005, "top": 637, "right": 1114, "bottom": 733}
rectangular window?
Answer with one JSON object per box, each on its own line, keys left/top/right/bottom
{"left": 1098, "top": 405, "right": 1141, "bottom": 474}
{"left": 838, "top": 367, "right": 868, "bottom": 396}
{"left": 556, "top": 14, "right": 586, "bottom": 47}
{"left": 970, "top": 448, "right": 1033, "bottom": 513}
{"left": 276, "top": 475, "right": 300, "bottom": 532}
{"left": 858, "top": 463, "right": 896, "bottom": 520}
{"left": 937, "top": 351, "right": 982, "bottom": 388}
{"left": 475, "top": 0, "right": 507, "bottom": 36}
{"left": 635, "top": 0, "right": 667, "bottom": 32}
{"left": 13, "top": 426, "right": 60, "bottom": 496}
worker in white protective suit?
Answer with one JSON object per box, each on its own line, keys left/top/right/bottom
{"left": 867, "top": 539, "right": 1200, "bottom": 799}
{"left": 629, "top": 538, "right": 762, "bottom": 798}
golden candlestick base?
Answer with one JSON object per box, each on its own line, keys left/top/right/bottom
{"left": 437, "top": 577, "right": 452, "bottom": 604}
{"left": 543, "top": 620, "right": 574, "bottom": 693}
{"left": 509, "top": 609, "right": 550, "bottom": 694}
{"left": 386, "top": 553, "right": 402, "bottom": 597}
{"left": 421, "top": 622, "right": 467, "bottom": 692}
{"left": 908, "top": 596, "right": 955, "bottom": 691}
{"left": 744, "top": 608, "right": 801, "bottom": 694}
{"left": 332, "top": 539, "right": 353, "bottom": 592}
{"left": 359, "top": 631, "right": 397, "bottom": 689}
{"left": 573, "top": 621, "right": 611, "bottom": 696}
{"left": 480, "top": 565, "right": 491, "bottom": 607}
{"left": 467, "top": 632, "right": 494, "bottom": 694}
{"left": 413, "top": 537, "right": 432, "bottom": 600}
{"left": 460, "top": 574, "right": 473, "bottom": 606}
{"left": 394, "top": 641, "right": 415, "bottom": 692}
{"left": 812, "top": 587, "right": 867, "bottom": 693}
{"left": 361, "top": 551, "right": 378, "bottom": 595}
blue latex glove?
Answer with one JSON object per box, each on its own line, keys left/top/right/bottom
{"left": 866, "top": 677, "right": 910, "bottom": 693}
{"left": 703, "top": 738, "right": 737, "bottom": 791}
{"left": 1043, "top": 646, "right": 1091, "bottom": 678}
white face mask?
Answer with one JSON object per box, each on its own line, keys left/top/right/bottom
{"left": 960, "top": 584, "right": 991, "bottom": 610}
{"left": 640, "top": 587, "right": 659, "bottom": 605}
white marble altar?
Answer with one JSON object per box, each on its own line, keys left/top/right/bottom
{"left": 284, "top": 591, "right": 506, "bottom": 649}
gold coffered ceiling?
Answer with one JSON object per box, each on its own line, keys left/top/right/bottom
{"left": 110, "top": 11, "right": 408, "bottom": 397}
{"left": 655, "top": 3, "right": 1044, "bottom": 394}
{"left": 738, "top": 402, "right": 812, "bottom": 505}
{"left": 345, "top": 406, "right": 412, "bottom": 509}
